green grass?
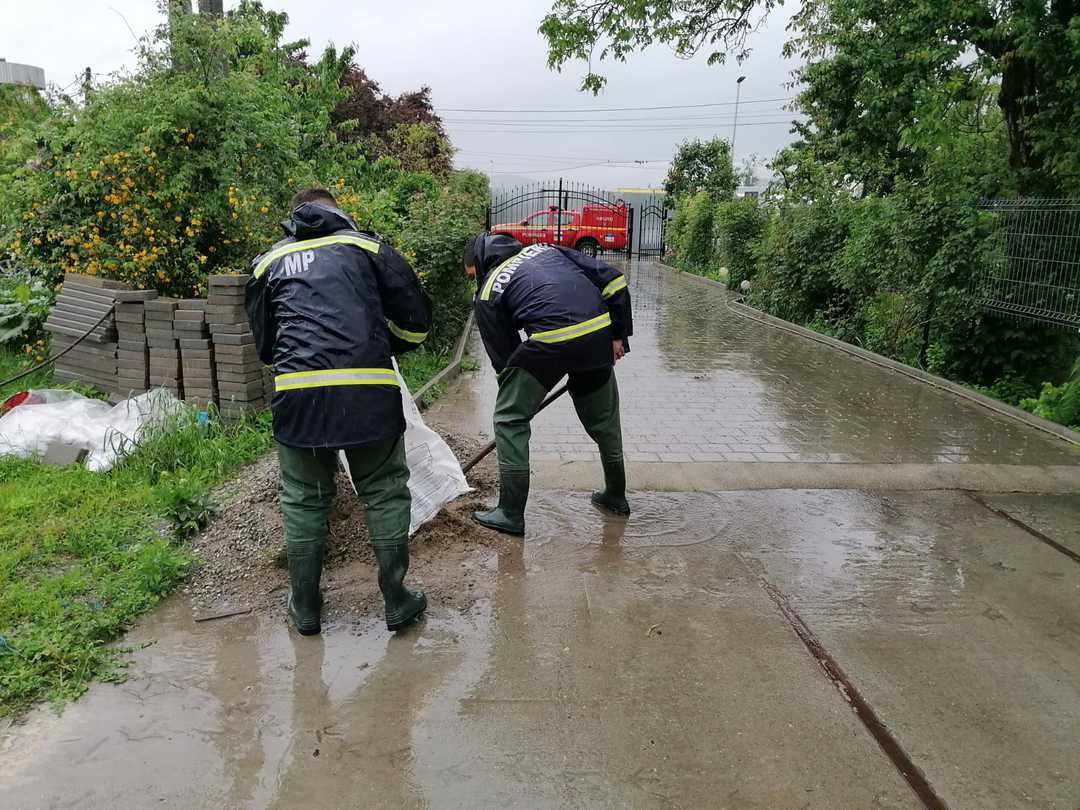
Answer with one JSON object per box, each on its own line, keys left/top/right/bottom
{"left": 666, "top": 257, "right": 729, "bottom": 285}
{"left": 0, "top": 341, "right": 458, "bottom": 717}
{"left": 398, "top": 346, "right": 451, "bottom": 391}
{"left": 0, "top": 400, "right": 273, "bottom": 717}
{"left": 0, "top": 349, "right": 102, "bottom": 402}
{"left": 399, "top": 346, "right": 453, "bottom": 407}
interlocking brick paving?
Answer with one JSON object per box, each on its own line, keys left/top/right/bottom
{"left": 428, "top": 261, "right": 1079, "bottom": 466}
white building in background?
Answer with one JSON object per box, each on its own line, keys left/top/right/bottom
{"left": 0, "top": 59, "right": 46, "bottom": 90}
{"left": 736, "top": 183, "right": 769, "bottom": 200}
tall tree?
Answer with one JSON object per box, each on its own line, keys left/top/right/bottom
{"left": 664, "top": 137, "right": 737, "bottom": 200}
{"left": 540, "top": 1, "right": 779, "bottom": 94}
{"left": 331, "top": 66, "right": 452, "bottom": 175}
{"left": 541, "top": 0, "right": 1080, "bottom": 194}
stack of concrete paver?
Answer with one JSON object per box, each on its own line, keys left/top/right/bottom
{"left": 46, "top": 273, "right": 130, "bottom": 396}
{"left": 114, "top": 290, "right": 157, "bottom": 396}
{"left": 206, "top": 275, "right": 264, "bottom": 419}
{"left": 174, "top": 299, "right": 216, "bottom": 409}
{"left": 144, "top": 298, "right": 182, "bottom": 398}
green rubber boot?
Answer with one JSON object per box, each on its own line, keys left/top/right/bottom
{"left": 592, "top": 458, "right": 630, "bottom": 516}
{"left": 286, "top": 543, "right": 324, "bottom": 636}
{"left": 473, "top": 467, "right": 530, "bottom": 536}
{"left": 373, "top": 539, "right": 427, "bottom": 631}
{"left": 570, "top": 373, "right": 630, "bottom": 516}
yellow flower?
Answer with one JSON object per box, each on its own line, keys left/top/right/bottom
{"left": 175, "top": 215, "right": 182, "bottom": 223}
{"left": 260, "top": 206, "right": 269, "bottom": 214}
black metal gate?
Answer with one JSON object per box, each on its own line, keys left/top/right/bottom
{"left": 635, "top": 198, "right": 669, "bottom": 259}
{"left": 487, "top": 179, "right": 668, "bottom": 260}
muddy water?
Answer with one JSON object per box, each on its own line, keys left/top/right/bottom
{"left": 3, "top": 488, "right": 1079, "bottom": 808}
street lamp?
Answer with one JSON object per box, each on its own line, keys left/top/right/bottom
{"left": 731, "top": 75, "right": 747, "bottom": 158}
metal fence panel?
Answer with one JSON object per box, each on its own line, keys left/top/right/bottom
{"left": 976, "top": 199, "right": 1080, "bottom": 330}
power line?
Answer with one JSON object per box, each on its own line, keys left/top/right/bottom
{"left": 442, "top": 111, "right": 796, "bottom": 125}
{"left": 448, "top": 120, "right": 798, "bottom": 135}
{"left": 478, "top": 160, "right": 671, "bottom": 172}
{"left": 458, "top": 150, "right": 671, "bottom": 163}
{"left": 436, "top": 96, "right": 793, "bottom": 114}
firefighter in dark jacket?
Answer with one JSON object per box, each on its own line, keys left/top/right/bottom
{"left": 464, "top": 234, "right": 633, "bottom": 536}
{"left": 247, "top": 188, "right": 432, "bottom": 635}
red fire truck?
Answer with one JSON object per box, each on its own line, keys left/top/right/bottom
{"left": 490, "top": 203, "right": 628, "bottom": 257}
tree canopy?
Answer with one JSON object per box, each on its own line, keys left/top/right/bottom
{"left": 542, "top": 0, "right": 1080, "bottom": 196}
{"left": 664, "top": 138, "right": 737, "bottom": 200}
{"left": 540, "top": 0, "right": 779, "bottom": 94}
{"left": 0, "top": 0, "right": 484, "bottom": 352}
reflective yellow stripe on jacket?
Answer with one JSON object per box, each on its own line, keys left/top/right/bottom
{"left": 387, "top": 321, "right": 428, "bottom": 344}
{"left": 254, "top": 234, "right": 380, "bottom": 279}
{"left": 601, "top": 275, "right": 627, "bottom": 299}
{"left": 529, "top": 312, "right": 612, "bottom": 344}
{"left": 479, "top": 254, "right": 515, "bottom": 302}
{"left": 275, "top": 367, "right": 398, "bottom": 392}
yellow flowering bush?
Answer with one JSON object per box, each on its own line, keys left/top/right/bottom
{"left": 0, "top": 2, "right": 486, "bottom": 344}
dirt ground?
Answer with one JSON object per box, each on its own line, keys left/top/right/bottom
{"left": 182, "top": 433, "right": 505, "bottom": 624}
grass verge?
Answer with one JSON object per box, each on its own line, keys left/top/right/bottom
{"left": 0, "top": 342, "right": 453, "bottom": 717}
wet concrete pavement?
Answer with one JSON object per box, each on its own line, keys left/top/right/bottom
{"left": 3, "top": 261, "right": 1079, "bottom": 809}
{"left": 430, "top": 262, "right": 1078, "bottom": 470}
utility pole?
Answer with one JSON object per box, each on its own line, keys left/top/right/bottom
{"left": 731, "top": 75, "right": 746, "bottom": 158}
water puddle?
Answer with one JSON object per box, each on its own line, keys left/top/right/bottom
{"left": 528, "top": 489, "right": 731, "bottom": 548}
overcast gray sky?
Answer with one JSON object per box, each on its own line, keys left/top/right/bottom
{"left": 3, "top": 1, "right": 802, "bottom": 189}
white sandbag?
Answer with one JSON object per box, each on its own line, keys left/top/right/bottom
{"left": 0, "top": 388, "right": 183, "bottom": 471}
{"left": 339, "top": 361, "right": 471, "bottom": 535}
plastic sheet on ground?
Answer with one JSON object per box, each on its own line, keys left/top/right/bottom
{"left": 0, "top": 388, "right": 183, "bottom": 471}
{"left": 340, "top": 361, "right": 471, "bottom": 536}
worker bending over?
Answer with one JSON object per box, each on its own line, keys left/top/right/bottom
{"left": 247, "top": 188, "right": 432, "bottom": 635}
{"left": 464, "top": 234, "right": 633, "bottom": 536}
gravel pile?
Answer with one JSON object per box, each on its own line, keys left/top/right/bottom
{"left": 183, "top": 434, "right": 505, "bottom": 626}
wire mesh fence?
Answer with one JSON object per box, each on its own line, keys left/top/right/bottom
{"left": 976, "top": 199, "right": 1080, "bottom": 329}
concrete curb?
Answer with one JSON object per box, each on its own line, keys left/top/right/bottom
{"left": 655, "top": 262, "right": 1080, "bottom": 448}
{"left": 412, "top": 310, "right": 475, "bottom": 409}
{"left": 532, "top": 460, "right": 1080, "bottom": 494}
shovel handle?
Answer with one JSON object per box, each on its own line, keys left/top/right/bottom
{"left": 461, "top": 383, "right": 569, "bottom": 474}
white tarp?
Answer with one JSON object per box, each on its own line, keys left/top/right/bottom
{"left": 1, "top": 367, "right": 470, "bottom": 530}
{"left": 340, "top": 361, "right": 471, "bottom": 535}
{"left": 0, "top": 389, "right": 183, "bottom": 471}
